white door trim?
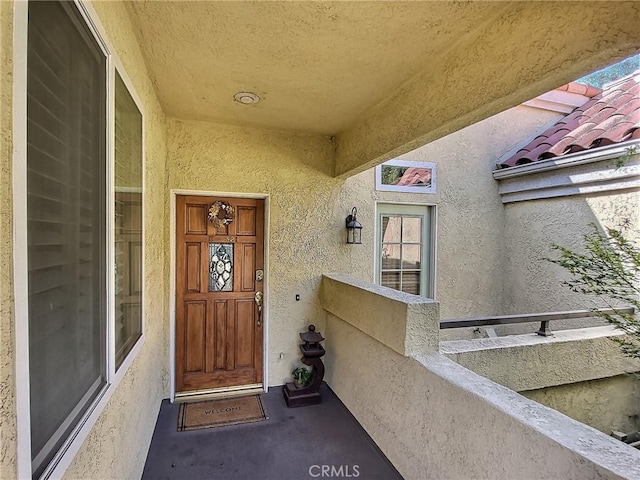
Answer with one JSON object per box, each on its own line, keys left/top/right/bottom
{"left": 169, "top": 189, "right": 270, "bottom": 402}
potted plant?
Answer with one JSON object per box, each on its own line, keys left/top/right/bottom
{"left": 292, "top": 366, "right": 312, "bottom": 388}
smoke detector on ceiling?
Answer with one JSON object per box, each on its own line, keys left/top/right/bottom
{"left": 233, "top": 92, "right": 260, "bottom": 104}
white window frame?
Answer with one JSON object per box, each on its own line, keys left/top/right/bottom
{"left": 374, "top": 203, "right": 437, "bottom": 299}
{"left": 12, "top": 1, "right": 146, "bottom": 478}
{"left": 375, "top": 159, "right": 437, "bottom": 193}
{"left": 112, "top": 69, "right": 145, "bottom": 373}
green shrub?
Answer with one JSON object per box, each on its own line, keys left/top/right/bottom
{"left": 547, "top": 223, "right": 640, "bottom": 359}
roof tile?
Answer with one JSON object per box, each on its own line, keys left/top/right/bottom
{"left": 500, "top": 73, "right": 640, "bottom": 169}
{"left": 596, "top": 121, "right": 636, "bottom": 146}
{"left": 556, "top": 82, "right": 602, "bottom": 98}
{"left": 547, "top": 135, "right": 579, "bottom": 156}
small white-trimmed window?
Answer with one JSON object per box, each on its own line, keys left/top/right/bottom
{"left": 375, "top": 159, "right": 437, "bottom": 193}
{"left": 375, "top": 204, "right": 435, "bottom": 298}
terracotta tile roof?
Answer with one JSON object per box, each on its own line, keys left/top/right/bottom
{"left": 499, "top": 74, "right": 640, "bottom": 169}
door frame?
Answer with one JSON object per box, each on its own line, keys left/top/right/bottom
{"left": 169, "top": 189, "right": 270, "bottom": 402}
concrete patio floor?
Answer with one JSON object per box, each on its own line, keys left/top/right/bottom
{"left": 142, "top": 383, "right": 403, "bottom": 480}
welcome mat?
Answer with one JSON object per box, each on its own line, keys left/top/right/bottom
{"left": 177, "top": 395, "right": 268, "bottom": 431}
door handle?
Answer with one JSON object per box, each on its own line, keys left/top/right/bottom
{"left": 254, "top": 291, "right": 263, "bottom": 327}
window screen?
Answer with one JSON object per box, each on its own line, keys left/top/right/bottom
{"left": 27, "top": 1, "right": 107, "bottom": 477}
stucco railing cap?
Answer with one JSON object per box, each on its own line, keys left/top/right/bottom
{"left": 323, "top": 273, "right": 436, "bottom": 305}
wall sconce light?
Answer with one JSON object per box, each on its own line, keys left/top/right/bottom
{"left": 345, "top": 207, "right": 363, "bottom": 244}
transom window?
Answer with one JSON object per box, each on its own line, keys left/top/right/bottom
{"left": 375, "top": 204, "right": 434, "bottom": 297}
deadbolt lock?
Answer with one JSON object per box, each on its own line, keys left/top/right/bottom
{"left": 255, "top": 269, "right": 264, "bottom": 282}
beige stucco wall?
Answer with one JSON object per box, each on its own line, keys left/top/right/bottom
{"left": 350, "top": 104, "right": 561, "bottom": 321}
{"left": 165, "top": 102, "right": 551, "bottom": 384}
{"left": 167, "top": 118, "right": 362, "bottom": 385}
{"left": 373, "top": 103, "right": 639, "bottom": 332}
{"left": 1, "top": 0, "right": 170, "bottom": 478}
{"left": 522, "top": 374, "right": 640, "bottom": 435}
{"left": 165, "top": 99, "right": 587, "bottom": 384}
{"left": 502, "top": 190, "right": 640, "bottom": 315}
{"left": 0, "top": 1, "right": 17, "bottom": 478}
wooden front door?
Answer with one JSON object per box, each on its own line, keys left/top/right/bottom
{"left": 175, "top": 195, "right": 264, "bottom": 394}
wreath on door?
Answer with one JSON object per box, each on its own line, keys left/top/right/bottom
{"left": 208, "top": 201, "right": 235, "bottom": 229}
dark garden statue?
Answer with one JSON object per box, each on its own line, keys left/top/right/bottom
{"left": 284, "top": 325, "right": 326, "bottom": 407}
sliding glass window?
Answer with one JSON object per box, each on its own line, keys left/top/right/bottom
{"left": 25, "top": 1, "right": 144, "bottom": 477}
{"left": 114, "top": 72, "right": 143, "bottom": 370}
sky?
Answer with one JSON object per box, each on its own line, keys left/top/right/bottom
{"left": 577, "top": 53, "right": 640, "bottom": 88}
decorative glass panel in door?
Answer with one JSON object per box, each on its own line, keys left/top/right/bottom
{"left": 209, "top": 243, "right": 233, "bottom": 292}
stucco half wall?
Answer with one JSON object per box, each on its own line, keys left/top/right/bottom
{"left": 324, "top": 315, "right": 640, "bottom": 480}
{"left": 522, "top": 374, "right": 640, "bottom": 436}
{"left": 441, "top": 326, "right": 640, "bottom": 392}
{"left": 321, "top": 274, "right": 439, "bottom": 356}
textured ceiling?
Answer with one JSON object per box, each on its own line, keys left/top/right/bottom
{"left": 124, "top": 0, "right": 640, "bottom": 174}
{"left": 125, "top": 1, "right": 509, "bottom": 135}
